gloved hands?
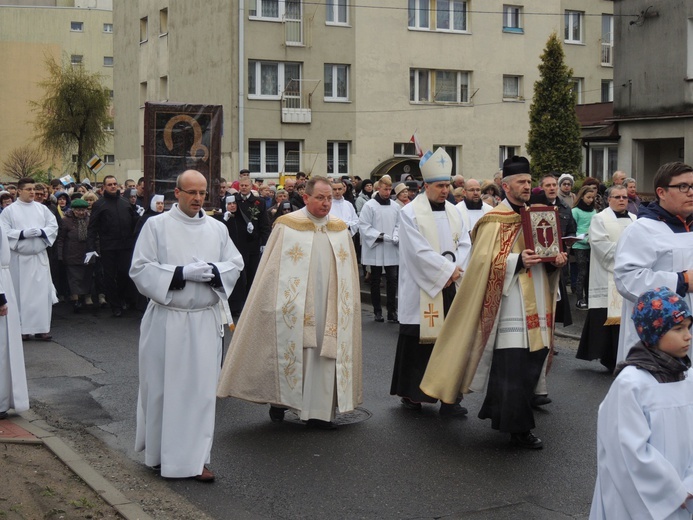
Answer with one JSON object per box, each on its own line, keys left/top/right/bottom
{"left": 260, "top": 245, "right": 266, "bottom": 254}
{"left": 223, "top": 211, "right": 232, "bottom": 221}
{"left": 84, "top": 251, "right": 100, "bottom": 264}
{"left": 247, "top": 222, "right": 254, "bottom": 234}
{"left": 382, "top": 234, "right": 393, "bottom": 242}
{"left": 182, "top": 257, "right": 213, "bottom": 282}
{"left": 24, "top": 228, "right": 43, "bottom": 238}
{"left": 135, "top": 205, "right": 145, "bottom": 217}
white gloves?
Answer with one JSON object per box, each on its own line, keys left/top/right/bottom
{"left": 136, "top": 205, "right": 145, "bottom": 216}
{"left": 382, "top": 234, "right": 392, "bottom": 242}
{"left": 247, "top": 222, "right": 254, "bottom": 234}
{"left": 84, "top": 251, "right": 100, "bottom": 264}
{"left": 392, "top": 235, "right": 399, "bottom": 245}
{"left": 223, "top": 211, "right": 232, "bottom": 221}
{"left": 24, "top": 228, "right": 42, "bottom": 238}
{"left": 260, "top": 245, "right": 266, "bottom": 254}
{"left": 182, "top": 257, "right": 213, "bottom": 283}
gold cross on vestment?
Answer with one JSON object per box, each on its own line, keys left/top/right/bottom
{"left": 424, "top": 303, "right": 439, "bottom": 327}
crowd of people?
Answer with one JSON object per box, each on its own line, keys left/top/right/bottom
{"left": 0, "top": 155, "right": 692, "bottom": 517}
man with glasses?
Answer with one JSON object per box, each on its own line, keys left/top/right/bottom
{"left": 86, "top": 175, "right": 139, "bottom": 317}
{"left": 614, "top": 162, "right": 693, "bottom": 363}
{"left": 0, "top": 178, "right": 59, "bottom": 341}
{"left": 576, "top": 185, "right": 636, "bottom": 372}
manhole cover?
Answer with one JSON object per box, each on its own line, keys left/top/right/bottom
{"left": 284, "top": 407, "right": 372, "bottom": 426}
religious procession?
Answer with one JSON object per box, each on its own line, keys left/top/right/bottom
{"left": 1, "top": 144, "right": 692, "bottom": 518}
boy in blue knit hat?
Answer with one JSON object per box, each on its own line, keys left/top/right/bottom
{"left": 590, "top": 287, "right": 693, "bottom": 519}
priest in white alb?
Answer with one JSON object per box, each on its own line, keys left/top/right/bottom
{"left": 456, "top": 178, "right": 493, "bottom": 234}
{"left": 130, "top": 170, "right": 243, "bottom": 482}
{"left": 328, "top": 178, "right": 359, "bottom": 236}
{"left": 217, "top": 176, "right": 362, "bottom": 430}
{"left": 0, "top": 177, "right": 58, "bottom": 341}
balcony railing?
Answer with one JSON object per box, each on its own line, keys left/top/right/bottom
{"left": 601, "top": 40, "right": 613, "bottom": 66}
{"left": 281, "top": 79, "right": 320, "bottom": 124}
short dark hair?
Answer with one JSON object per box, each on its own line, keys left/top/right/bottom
{"left": 50, "top": 179, "right": 62, "bottom": 188}
{"left": 539, "top": 173, "right": 557, "bottom": 185}
{"left": 137, "top": 177, "right": 145, "bottom": 185}
{"left": 17, "top": 177, "right": 35, "bottom": 189}
{"left": 103, "top": 175, "right": 117, "bottom": 184}
{"left": 296, "top": 171, "right": 307, "bottom": 180}
{"left": 653, "top": 162, "right": 693, "bottom": 201}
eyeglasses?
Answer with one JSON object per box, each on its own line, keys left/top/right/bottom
{"left": 178, "top": 189, "right": 208, "bottom": 197}
{"left": 610, "top": 195, "right": 628, "bottom": 200}
{"left": 666, "top": 183, "right": 693, "bottom": 193}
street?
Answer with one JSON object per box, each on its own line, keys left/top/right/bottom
{"left": 23, "top": 297, "right": 611, "bottom": 520}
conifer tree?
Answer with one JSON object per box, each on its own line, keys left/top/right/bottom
{"left": 526, "top": 32, "right": 582, "bottom": 181}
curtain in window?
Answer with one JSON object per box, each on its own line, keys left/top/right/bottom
{"left": 453, "top": 1, "right": 466, "bottom": 30}
{"left": 435, "top": 71, "right": 457, "bottom": 102}
{"left": 284, "top": 63, "right": 301, "bottom": 95}
{"left": 336, "top": 65, "right": 348, "bottom": 98}
{"left": 261, "top": 0, "right": 279, "bottom": 18}
{"left": 503, "top": 77, "right": 519, "bottom": 98}
{"left": 437, "top": 0, "right": 450, "bottom": 29}
{"left": 261, "top": 63, "right": 278, "bottom": 96}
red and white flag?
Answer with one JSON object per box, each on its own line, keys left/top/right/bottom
{"left": 410, "top": 131, "right": 423, "bottom": 157}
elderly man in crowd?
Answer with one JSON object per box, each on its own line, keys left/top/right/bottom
{"left": 130, "top": 169, "right": 243, "bottom": 482}
{"left": 0, "top": 177, "right": 59, "bottom": 341}
{"left": 218, "top": 176, "right": 362, "bottom": 431}
{"left": 614, "top": 161, "right": 693, "bottom": 363}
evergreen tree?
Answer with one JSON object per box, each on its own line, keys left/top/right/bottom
{"left": 31, "top": 56, "right": 111, "bottom": 182}
{"left": 526, "top": 32, "right": 582, "bottom": 181}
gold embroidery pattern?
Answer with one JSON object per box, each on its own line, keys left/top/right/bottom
{"left": 282, "top": 277, "right": 301, "bottom": 329}
{"left": 338, "top": 341, "right": 351, "bottom": 394}
{"left": 336, "top": 245, "right": 349, "bottom": 264}
{"left": 325, "top": 322, "right": 338, "bottom": 338}
{"left": 283, "top": 341, "right": 298, "bottom": 390}
{"left": 339, "top": 282, "right": 352, "bottom": 330}
{"left": 286, "top": 243, "right": 305, "bottom": 264}
{"left": 304, "top": 313, "right": 315, "bottom": 327}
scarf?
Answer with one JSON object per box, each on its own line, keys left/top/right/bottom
{"left": 374, "top": 193, "right": 390, "bottom": 205}
{"left": 615, "top": 342, "right": 690, "bottom": 383}
{"left": 577, "top": 199, "right": 594, "bottom": 212}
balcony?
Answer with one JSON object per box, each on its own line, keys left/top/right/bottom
{"left": 601, "top": 39, "right": 613, "bottom": 67}
{"left": 281, "top": 79, "right": 320, "bottom": 124}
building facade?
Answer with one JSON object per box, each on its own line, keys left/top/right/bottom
{"left": 114, "top": 1, "right": 614, "bottom": 183}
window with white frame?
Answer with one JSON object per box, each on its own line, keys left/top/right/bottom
{"left": 394, "top": 142, "right": 418, "bottom": 156}
{"left": 140, "top": 17, "right": 148, "bottom": 43}
{"left": 503, "top": 5, "right": 522, "bottom": 32}
{"left": 408, "top": 0, "right": 429, "bottom": 29}
{"left": 103, "top": 56, "right": 114, "bottom": 67}
{"left": 502, "top": 75, "right": 522, "bottom": 100}
{"left": 410, "top": 69, "right": 470, "bottom": 103}
{"left": 249, "top": 0, "right": 301, "bottom": 21}
{"left": 248, "top": 140, "right": 301, "bottom": 174}
{"left": 324, "top": 64, "right": 349, "bottom": 101}
{"left": 570, "top": 78, "right": 583, "bottom": 104}
{"left": 104, "top": 154, "right": 115, "bottom": 164}
{"left": 248, "top": 60, "right": 301, "bottom": 99}
{"left": 433, "top": 145, "right": 458, "bottom": 174}
{"left": 326, "top": 0, "right": 348, "bottom": 25}
{"left": 499, "top": 145, "right": 519, "bottom": 167}
{"left": 564, "top": 10, "right": 583, "bottom": 43}
{"left": 103, "top": 23, "right": 113, "bottom": 33}
{"left": 71, "top": 54, "right": 83, "bottom": 67}
{"left": 327, "top": 142, "right": 350, "bottom": 175}
{"left": 71, "top": 21, "right": 83, "bottom": 32}
{"left": 601, "top": 80, "right": 613, "bottom": 103}
{"left": 601, "top": 14, "right": 613, "bottom": 66}
{"left": 436, "top": 0, "right": 467, "bottom": 32}
{"left": 589, "top": 146, "right": 618, "bottom": 182}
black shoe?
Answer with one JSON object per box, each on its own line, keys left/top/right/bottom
{"left": 72, "top": 300, "right": 82, "bottom": 313}
{"left": 531, "top": 395, "right": 552, "bottom": 408}
{"left": 306, "top": 419, "right": 337, "bottom": 430}
{"left": 269, "top": 406, "right": 286, "bottom": 423}
{"left": 400, "top": 397, "right": 422, "bottom": 410}
{"left": 387, "top": 312, "right": 399, "bottom": 323}
{"left": 510, "top": 431, "right": 543, "bottom": 449}
{"left": 0, "top": 411, "right": 7, "bottom": 420}
{"left": 576, "top": 300, "right": 588, "bottom": 310}
{"left": 439, "top": 402, "right": 468, "bottom": 417}
{"left": 374, "top": 313, "right": 384, "bottom": 322}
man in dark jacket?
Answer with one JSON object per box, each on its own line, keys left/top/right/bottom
{"left": 86, "top": 175, "right": 139, "bottom": 316}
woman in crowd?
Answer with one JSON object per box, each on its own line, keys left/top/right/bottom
{"left": 355, "top": 178, "right": 373, "bottom": 215}
{"left": 557, "top": 173, "right": 576, "bottom": 207}
{"left": 452, "top": 187, "right": 465, "bottom": 204}
{"left": 81, "top": 192, "right": 99, "bottom": 210}
{"left": 394, "top": 183, "right": 410, "bottom": 207}
{"left": 571, "top": 186, "right": 597, "bottom": 310}
{"left": 56, "top": 198, "right": 94, "bottom": 312}
{"left": 0, "top": 192, "right": 13, "bottom": 213}
{"left": 269, "top": 189, "right": 291, "bottom": 222}
{"left": 55, "top": 191, "right": 71, "bottom": 218}
{"left": 480, "top": 180, "right": 502, "bottom": 206}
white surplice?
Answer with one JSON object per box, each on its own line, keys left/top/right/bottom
{"left": 0, "top": 225, "right": 28, "bottom": 414}
{"left": 590, "top": 366, "right": 693, "bottom": 519}
{"left": 358, "top": 198, "right": 400, "bottom": 266}
{"left": 0, "top": 200, "right": 58, "bottom": 334}
{"left": 456, "top": 200, "right": 493, "bottom": 234}
{"left": 329, "top": 198, "right": 359, "bottom": 236}
{"left": 130, "top": 204, "right": 243, "bottom": 478}
{"left": 614, "top": 219, "right": 693, "bottom": 363}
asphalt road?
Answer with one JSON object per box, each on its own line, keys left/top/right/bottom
{"left": 24, "top": 294, "right": 610, "bottom": 520}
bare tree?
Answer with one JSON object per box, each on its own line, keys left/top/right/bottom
{"left": 1, "top": 144, "right": 45, "bottom": 180}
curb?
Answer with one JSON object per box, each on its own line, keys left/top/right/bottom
{"left": 3, "top": 413, "right": 153, "bottom": 520}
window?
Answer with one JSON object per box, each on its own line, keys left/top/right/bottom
{"left": 249, "top": 0, "right": 300, "bottom": 21}
{"left": 324, "top": 64, "right": 349, "bottom": 101}
{"left": 410, "top": 69, "right": 470, "bottom": 103}
{"left": 503, "top": 5, "right": 522, "bottom": 32}
{"left": 160, "top": 76, "right": 168, "bottom": 101}
{"left": 70, "top": 54, "right": 83, "bottom": 67}
{"left": 601, "top": 80, "right": 613, "bottom": 103}
{"left": 326, "top": 0, "right": 347, "bottom": 25}
{"left": 103, "top": 23, "right": 113, "bottom": 33}
{"left": 394, "top": 142, "right": 418, "bottom": 156}
{"left": 104, "top": 121, "right": 114, "bottom": 132}
{"left": 71, "top": 21, "right": 83, "bottom": 32}
{"left": 502, "top": 75, "right": 522, "bottom": 100}
{"left": 436, "top": 0, "right": 467, "bottom": 32}
{"left": 570, "top": 78, "right": 583, "bottom": 104}
{"left": 140, "top": 17, "right": 148, "bottom": 43}
{"left": 104, "top": 154, "right": 115, "bottom": 164}
{"left": 248, "top": 60, "right": 301, "bottom": 99}
{"left": 589, "top": 146, "right": 618, "bottom": 182}
{"left": 601, "top": 14, "right": 613, "bottom": 66}
{"left": 564, "top": 10, "right": 583, "bottom": 43}
{"left": 499, "top": 146, "right": 519, "bottom": 168}
{"left": 248, "top": 140, "right": 301, "bottom": 174}
{"left": 408, "top": 0, "right": 429, "bottom": 29}
{"left": 327, "top": 142, "right": 350, "bottom": 175}
{"left": 103, "top": 56, "right": 114, "bottom": 67}
{"left": 433, "top": 145, "right": 458, "bottom": 174}
{"left": 160, "top": 8, "right": 168, "bottom": 35}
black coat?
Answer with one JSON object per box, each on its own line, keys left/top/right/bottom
{"left": 235, "top": 193, "right": 271, "bottom": 250}
{"left": 87, "top": 191, "right": 139, "bottom": 252}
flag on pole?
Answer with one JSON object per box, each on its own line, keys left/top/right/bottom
{"left": 410, "top": 130, "right": 423, "bottom": 157}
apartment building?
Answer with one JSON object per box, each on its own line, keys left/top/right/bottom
{"left": 114, "top": 1, "right": 614, "bottom": 183}
{"left": 0, "top": 0, "right": 114, "bottom": 181}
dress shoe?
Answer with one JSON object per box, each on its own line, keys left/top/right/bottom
{"left": 34, "top": 333, "right": 52, "bottom": 341}
{"left": 400, "top": 397, "right": 422, "bottom": 410}
{"left": 387, "top": 312, "right": 399, "bottom": 323}
{"left": 374, "top": 313, "right": 384, "bottom": 323}
{"left": 510, "top": 431, "right": 543, "bottom": 449}
{"left": 306, "top": 419, "right": 337, "bottom": 430}
{"left": 576, "top": 300, "right": 588, "bottom": 310}
{"left": 194, "top": 466, "right": 215, "bottom": 482}
{"left": 0, "top": 411, "right": 8, "bottom": 420}
{"left": 269, "top": 406, "right": 286, "bottom": 423}
{"left": 532, "top": 395, "right": 552, "bottom": 408}
{"left": 439, "top": 402, "right": 468, "bottom": 417}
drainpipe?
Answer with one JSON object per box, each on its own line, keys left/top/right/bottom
{"left": 238, "top": 2, "right": 245, "bottom": 173}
